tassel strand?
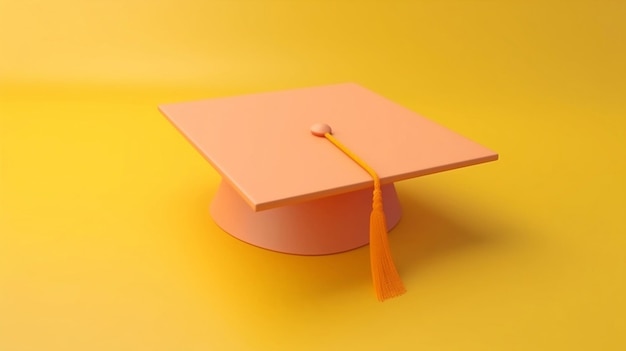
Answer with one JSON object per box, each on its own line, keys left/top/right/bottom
{"left": 323, "top": 132, "right": 406, "bottom": 301}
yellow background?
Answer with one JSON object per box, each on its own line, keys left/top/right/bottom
{"left": 1, "top": 1, "right": 625, "bottom": 350}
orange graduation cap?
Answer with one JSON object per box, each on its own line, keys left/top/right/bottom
{"left": 159, "top": 83, "right": 498, "bottom": 301}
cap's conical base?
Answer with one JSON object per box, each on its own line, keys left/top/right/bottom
{"left": 210, "top": 181, "right": 402, "bottom": 256}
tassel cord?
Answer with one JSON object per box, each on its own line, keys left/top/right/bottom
{"left": 323, "top": 132, "right": 406, "bottom": 301}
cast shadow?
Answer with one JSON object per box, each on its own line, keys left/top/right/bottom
{"left": 390, "top": 189, "right": 514, "bottom": 276}
{"left": 168, "top": 181, "right": 517, "bottom": 303}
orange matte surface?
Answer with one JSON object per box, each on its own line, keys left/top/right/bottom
{"left": 1, "top": 1, "right": 626, "bottom": 351}
{"left": 209, "top": 181, "right": 401, "bottom": 255}
{"left": 159, "top": 83, "right": 497, "bottom": 210}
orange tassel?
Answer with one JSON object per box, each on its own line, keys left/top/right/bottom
{"left": 323, "top": 132, "right": 406, "bottom": 301}
{"left": 369, "top": 181, "right": 406, "bottom": 301}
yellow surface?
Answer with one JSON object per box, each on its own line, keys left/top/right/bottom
{"left": 1, "top": 1, "right": 625, "bottom": 350}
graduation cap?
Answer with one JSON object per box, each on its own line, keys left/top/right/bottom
{"left": 159, "top": 83, "right": 498, "bottom": 301}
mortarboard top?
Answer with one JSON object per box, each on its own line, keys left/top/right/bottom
{"left": 159, "top": 83, "right": 498, "bottom": 301}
